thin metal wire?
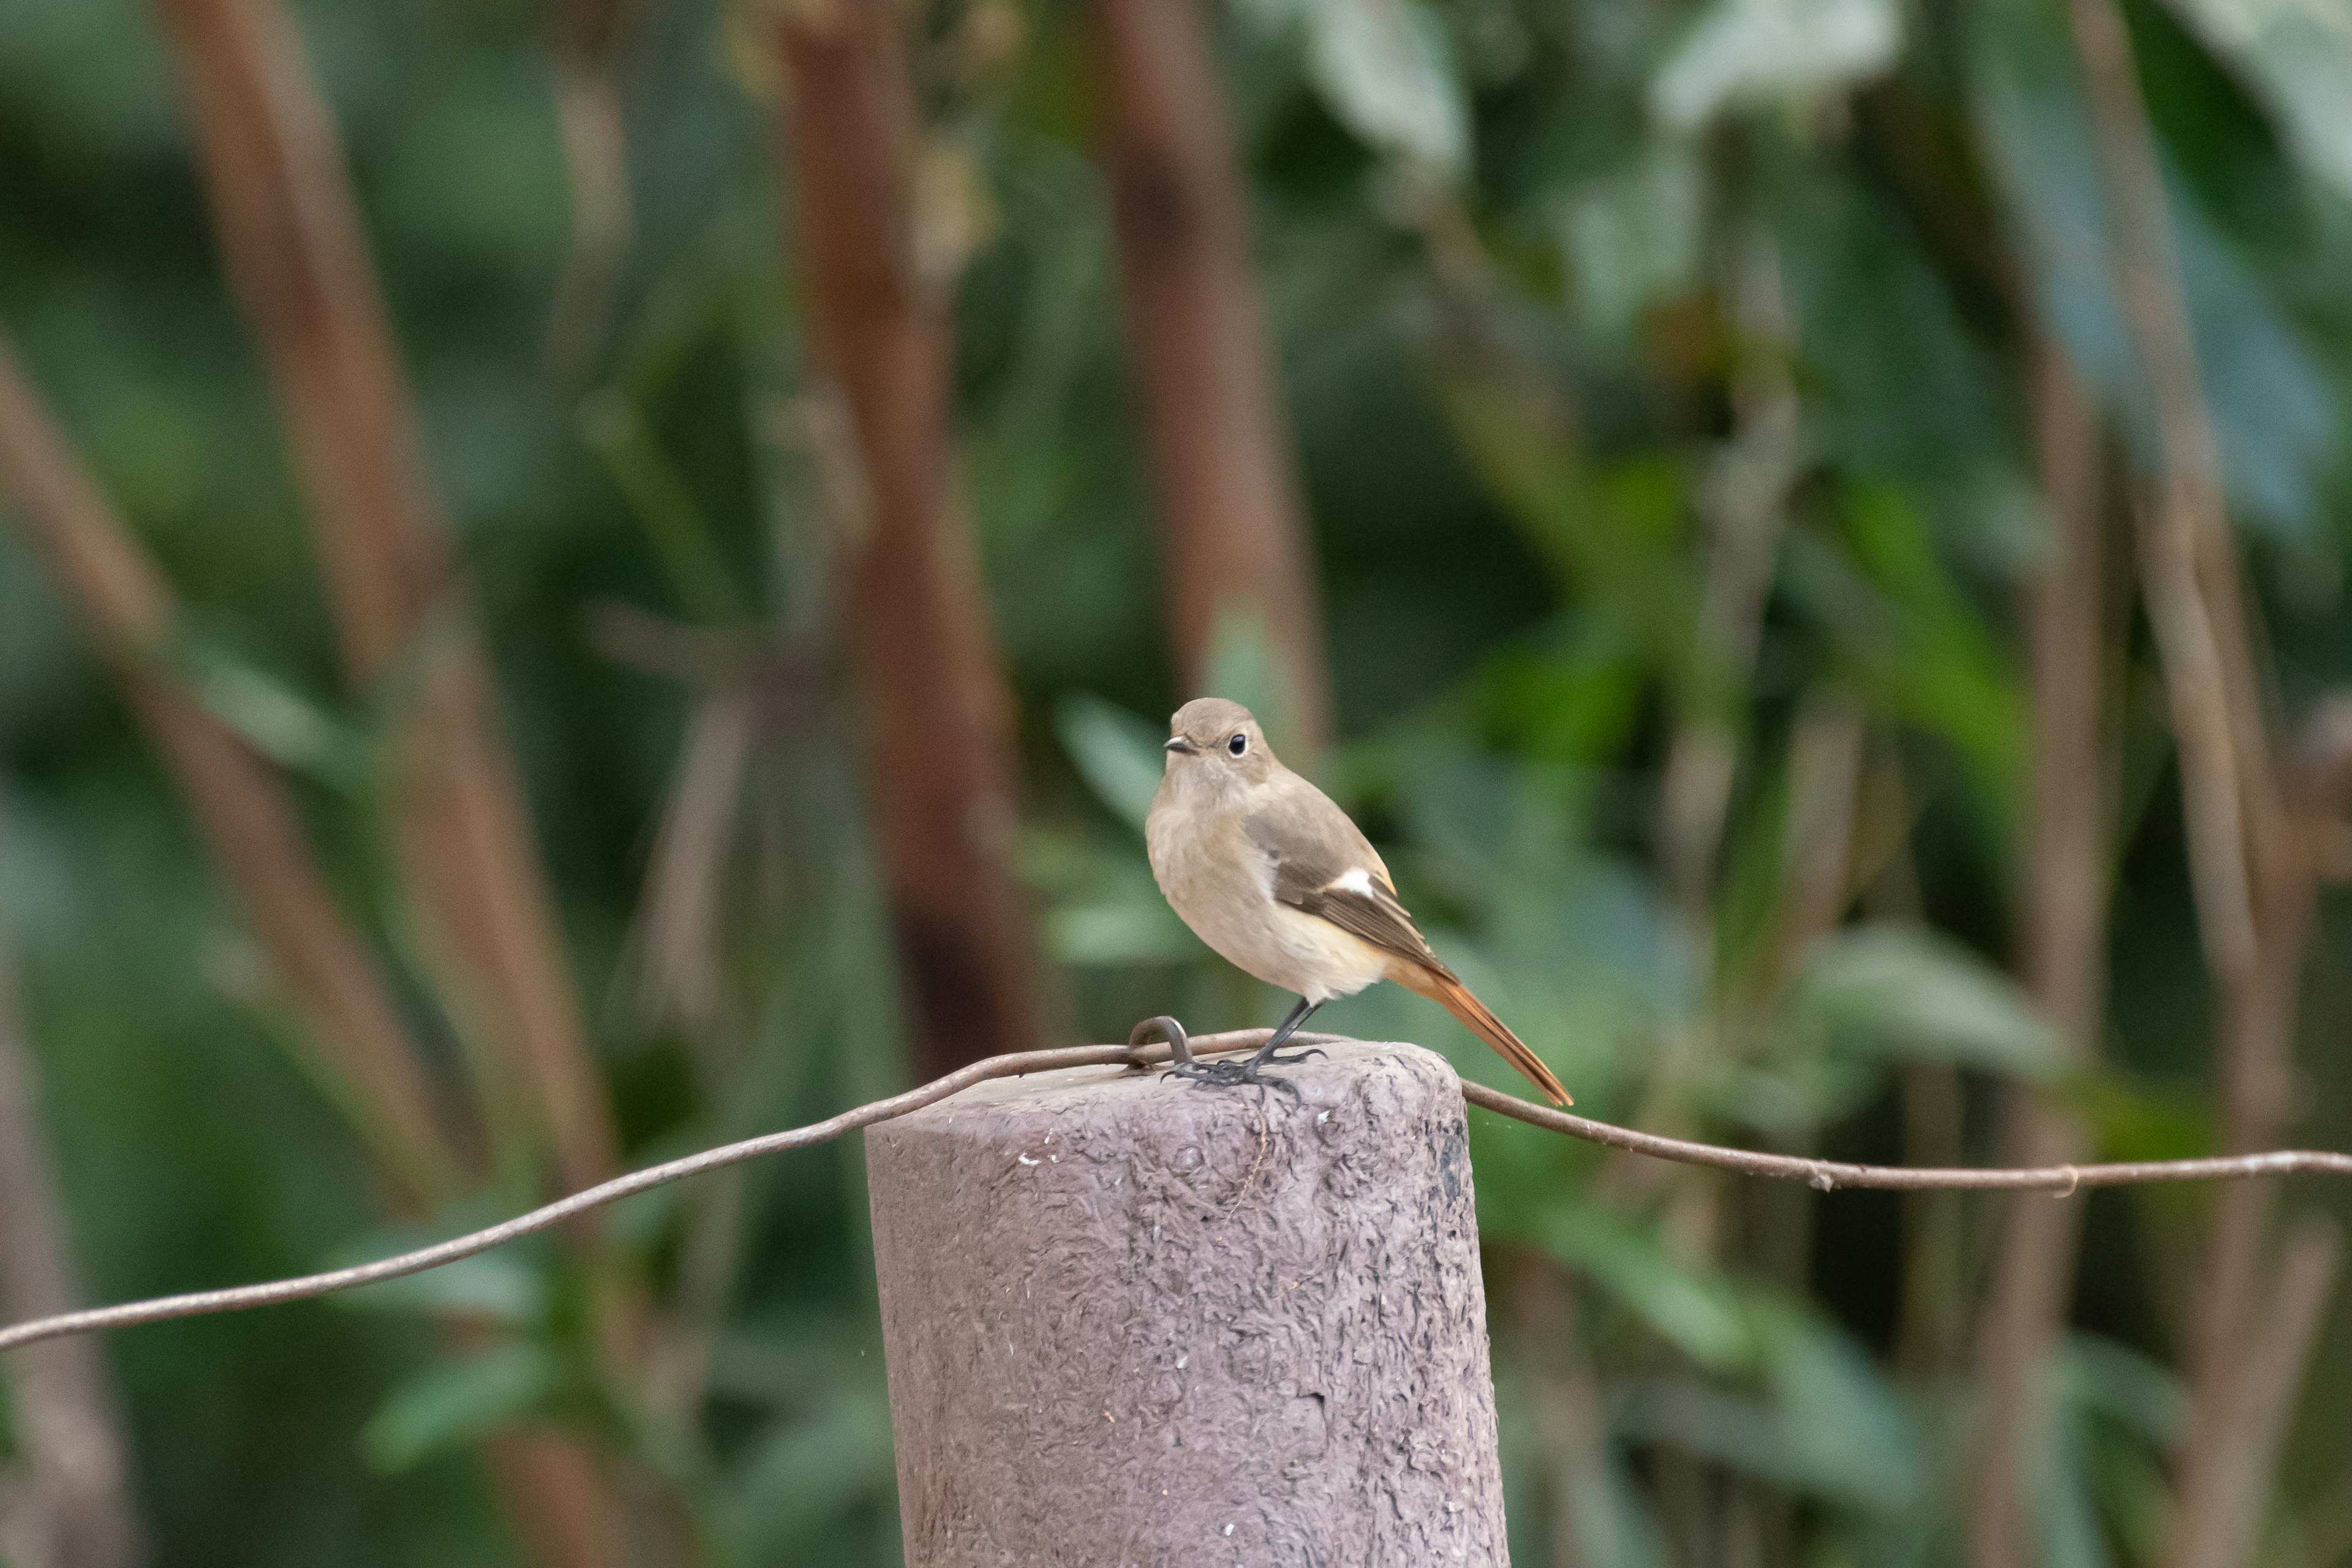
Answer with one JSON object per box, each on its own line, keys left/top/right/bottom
{"left": 6, "top": 1032, "right": 2349, "bottom": 1356}
{"left": 1455, "top": 1082, "right": 2352, "bottom": 1191}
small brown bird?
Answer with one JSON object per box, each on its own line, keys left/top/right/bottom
{"left": 1146, "top": 698, "right": 1570, "bottom": 1105}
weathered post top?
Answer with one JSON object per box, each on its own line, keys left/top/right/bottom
{"left": 866, "top": 1038, "right": 1509, "bottom": 1566}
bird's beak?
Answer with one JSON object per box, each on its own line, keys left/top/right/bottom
{"left": 1164, "top": 736, "right": 1196, "bottom": 755}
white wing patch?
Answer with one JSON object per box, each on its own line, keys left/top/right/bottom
{"left": 1330, "top": 867, "right": 1377, "bottom": 896}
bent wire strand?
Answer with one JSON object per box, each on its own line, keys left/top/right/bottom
{"left": 7, "top": 1031, "right": 2351, "bottom": 1355}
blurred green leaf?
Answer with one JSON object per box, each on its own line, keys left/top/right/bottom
{"left": 2064, "top": 1333, "right": 2185, "bottom": 1447}
{"left": 1054, "top": 692, "right": 1165, "bottom": 832}
{"left": 1558, "top": 142, "right": 1705, "bottom": 341}
{"left": 1971, "top": 0, "right": 2340, "bottom": 536}
{"left": 1756, "top": 1306, "right": 1921, "bottom": 1510}
{"left": 720, "top": 1384, "right": 897, "bottom": 1560}
{"left": 1788, "top": 924, "right": 2066, "bottom": 1080}
{"left": 1538, "top": 1208, "right": 1758, "bottom": 1371}
{"left": 162, "top": 628, "right": 371, "bottom": 788}
{"left": 1789, "top": 480, "right": 2024, "bottom": 807}
{"left": 336, "top": 1250, "right": 551, "bottom": 1327}
{"left": 1465, "top": 615, "right": 1646, "bottom": 767}
{"left": 1250, "top": 0, "right": 1471, "bottom": 176}
{"left": 1434, "top": 373, "right": 1698, "bottom": 695}
{"left": 361, "top": 1341, "right": 562, "bottom": 1473}
{"left": 0, "top": 1373, "right": 19, "bottom": 1461}
{"left": 579, "top": 388, "right": 749, "bottom": 626}
{"left": 2164, "top": 0, "right": 2352, "bottom": 198}
{"left": 1023, "top": 825, "right": 1202, "bottom": 966}
{"left": 1615, "top": 1304, "right": 1920, "bottom": 1512}
{"left": 1045, "top": 891, "right": 1201, "bottom": 967}
{"left": 2073, "top": 1073, "right": 2214, "bottom": 1178}
{"left": 1201, "top": 608, "right": 1312, "bottom": 761}
{"left": 2058, "top": 1335, "right": 2185, "bottom": 1566}
{"left": 1651, "top": 0, "right": 1902, "bottom": 131}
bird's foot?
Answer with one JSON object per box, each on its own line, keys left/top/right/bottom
{"left": 1163, "top": 1046, "right": 1326, "bottom": 1099}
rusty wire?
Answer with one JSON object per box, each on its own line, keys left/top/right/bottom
{"left": 6, "top": 1031, "right": 2349, "bottom": 1357}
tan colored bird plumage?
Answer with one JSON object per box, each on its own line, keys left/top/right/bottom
{"left": 1147, "top": 698, "right": 1571, "bottom": 1106}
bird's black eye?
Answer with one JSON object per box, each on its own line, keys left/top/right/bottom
{"left": 1227, "top": 733, "right": 1248, "bottom": 756}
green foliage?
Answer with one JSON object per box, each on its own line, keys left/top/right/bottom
{"left": 5, "top": 0, "right": 2352, "bottom": 1561}
{"left": 1785, "top": 924, "right": 2065, "bottom": 1087}
{"left": 1053, "top": 692, "right": 1164, "bottom": 832}
{"left": 363, "top": 1344, "right": 566, "bottom": 1475}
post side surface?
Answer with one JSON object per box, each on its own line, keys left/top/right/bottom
{"left": 865, "top": 1038, "right": 1509, "bottom": 1566}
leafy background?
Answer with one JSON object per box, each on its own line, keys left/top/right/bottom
{"left": 3, "top": 0, "right": 2352, "bottom": 1564}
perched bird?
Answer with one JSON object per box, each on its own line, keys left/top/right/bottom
{"left": 1145, "top": 697, "right": 1570, "bottom": 1105}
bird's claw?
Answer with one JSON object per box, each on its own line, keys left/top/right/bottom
{"left": 1161, "top": 1048, "right": 1324, "bottom": 1099}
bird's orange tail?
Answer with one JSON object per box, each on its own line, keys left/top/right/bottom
{"left": 1392, "top": 962, "right": 1571, "bottom": 1106}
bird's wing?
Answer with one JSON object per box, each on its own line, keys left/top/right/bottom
{"left": 1244, "top": 782, "right": 1442, "bottom": 971}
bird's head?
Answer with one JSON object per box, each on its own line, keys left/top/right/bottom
{"left": 1162, "top": 697, "right": 1276, "bottom": 799}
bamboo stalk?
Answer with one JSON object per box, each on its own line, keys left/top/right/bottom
{"left": 0, "top": 891, "right": 143, "bottom": 1568}
{"left": 151, "top": 0, "right": 618, "bottom": 1197}
{"left": 1084, "top": 0, "right": 1331, "bottom": 755}
{"left": 2163, "top": 1220, "right": 2339, "bottom": 1568}
{"left": 544, "top": 0, "right": 638, "bottom": 383}
{"left": 0, "top": 336, "right": 457, "bottom": 1208}
{"left": 769, "top": 0, "right": 1040, "bottom": 1079}
{"left": 1, "top": 326, "right": 628, "bottom": 1568}
{"left": 1657, "top": 233, "right": 1801, "bottom": 924}
{"left": 1969, "top": 344, "right": 2110, "bottom": 1568}
{"left": 142, "top": 4, "right": 639, "bottom": 1560}
{"left": 2054, "top": 2, "right": 2326, "bottom": 1562}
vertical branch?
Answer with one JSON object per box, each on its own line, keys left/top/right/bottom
{"left": 1084, "top": 0, "right": 1332, "bottom": 755}
{"left": 0, "top": 900, "right": 141, "bottom": 1568}
{"left": 1658, "top": 233, "right": 1800, "bottom": 921}
{"left": 1768, "top": 694, "right": 1865, "bottom": 971}
{"left": 769, "top": 0, "right": 1040, "bottom": 1079}
{"left": 0, "top": 336, "right": 456, "bottom": 1208}
{"left": 151, "top": 0, "right": 619, "bottom": 1196}
{"left": 2167, "top": 1219, "right": 2340, "bottom": 1568}
{"left": 1, "top": 332, "right": 628, "bottom": 1568}
{"left": 2062, "top": 0, "right": 2261, "bottom": 989}
{"left": 2059, "top": 3, "right": 2329, "bottom": 1563}
{"left": 544, "top": 0, "right": 638, "bottom": 383}
{"left": 1969, "top": 344, "right": 2109, "bottom": 1568}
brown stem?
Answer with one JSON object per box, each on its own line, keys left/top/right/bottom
{"left": 1768, "top": 693, "right": 1865, "bottom": 974}
{"left": 0, "top": 335, "right": 457, "bottom": 1208}
{"left": 542, "top": 0, "right": 638, "bottom": 383}
{"left": 2166, "top": 1219, "right": 2340, "bottom": 1568}
{"left": 1085, "top": 0, "right": 1331, "bottom": 755}
{"left": 0, "top": 908, "right": 142, "bottom": 1568}
{"left": 1969, "top": 344, "right": 2109, "bottom": 1568}
{"left": 769, "top": 0, "right": 1039, "bottom": 1079}
{"left": 143, "top": 4, "right": 641, "bottom": 1557}
{"left": 2064, "top": 0, "right": 2258, "bottom": 981}
{"left": 481, "top": 1433, "right": 622, "bottom": 1568}
{"left": 151, "top": 0, "right": 619, "bottom": 1199}
{"left": 0, "top": 328, "right": 631, "bottom": 1568}
{"left": 2059, "top": 1, "right": 2326, "bottom": 1558}
{"left": 1899, "top": 1061, "right": 1967, "bottom": 1380}
{"left": 1660, "top": 231, "right": 1800, "bottom": 922}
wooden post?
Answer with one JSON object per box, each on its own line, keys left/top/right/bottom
{"left": 866, "top": 1039, "right": 1510, "bottom": 1563}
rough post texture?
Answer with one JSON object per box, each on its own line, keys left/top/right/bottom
{"left": 867, "top": 1039, "right": 1509, "bottom": 1566}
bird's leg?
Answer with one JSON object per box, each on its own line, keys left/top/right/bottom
{"left": 1250, "top": 997, "right": 1327, "bottom": 1066}
{"left": 1163, "top": 997, "right": 1327, "bottom": 1097}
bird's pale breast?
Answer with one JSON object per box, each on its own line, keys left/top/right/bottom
{"left": 1147, "top": 795, "right": 1389, "bottom": 1002}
